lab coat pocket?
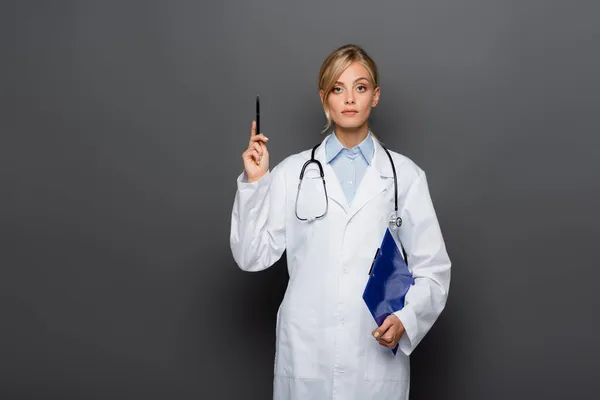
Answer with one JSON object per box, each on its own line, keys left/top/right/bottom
{"left": 275, "top": 307, "right": 319, "bottom": 380}
{"left": 364, "top": 339, "right": 410, "bottom": 382}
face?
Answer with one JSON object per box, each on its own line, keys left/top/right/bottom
{"left": 320, "top": 61, "right": 380, "bottom": 131}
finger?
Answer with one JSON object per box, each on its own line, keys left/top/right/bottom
{"left": 242, "top": 149, "right": 251, "bottom": 161}
{"left": 253, "top": 142, "right": 263, "bottom": 157}
{"left": 378, "top": 335, "right": 397, "bottom": 347}
{"left": 258, "top": 147, "right": 269, "bottom": 167}
{"left": 251, "top": 149, "right": 260, "bottom": 162}
{"left": 251, "top": 120, "right": 256, "bottom": 136}
{"left": 380, "top": 331, "right": 395, "bottom": 343}
{"left": 373, "top": 318, "right": 393, "bottom": 338}
{"left": 242, "top": 148, "right": 255, "bottom": 161}
{"left": 243, "top": 148, "right": 259, "bottom": 163}
{"left": 258, "top": 141, "right": 269, "bottom": 156}
{"left": 250, "top": 133, "right": 269, "bottom": 144}
{"left": 376, "top": 333, "right": 393, "bottom": 344}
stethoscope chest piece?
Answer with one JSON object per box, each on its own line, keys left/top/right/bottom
{"left": 389, "top": 213, "right": 402, "bottom": 228}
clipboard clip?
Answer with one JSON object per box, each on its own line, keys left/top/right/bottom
{"left": 368, "top": 248, "right": 380, "bottom": 275}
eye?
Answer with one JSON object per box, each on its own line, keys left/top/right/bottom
{"left": 356, "top": 85, "right": 367, "bottom": 92}
{"left": 331, "top": 87, "right": 342, "bottom": 93}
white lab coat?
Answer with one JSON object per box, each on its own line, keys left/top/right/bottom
{"left": 230, "top": 134, "right": 451, "bottom": 400}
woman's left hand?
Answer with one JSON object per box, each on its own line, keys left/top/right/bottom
{"left": 372, "top": 314, "right": 405, "bottom": 349}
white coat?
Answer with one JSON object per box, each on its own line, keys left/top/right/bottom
{"left": 230, "top": 134, "right": 451, "bottom": 400}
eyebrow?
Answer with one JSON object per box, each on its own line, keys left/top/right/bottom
{"left": 335, "top": 77, "right": 370, "bottom": 85}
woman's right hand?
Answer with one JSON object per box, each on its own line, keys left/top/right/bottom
{"left": 242, "top": 120, "right": 269, "bottom": 183}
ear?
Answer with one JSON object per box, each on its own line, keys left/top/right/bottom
{"left": 319, "top": 90, "right": 325, "bottom": 104}
{"left": 372, "top": 86, "right": 380, "bottom": 107}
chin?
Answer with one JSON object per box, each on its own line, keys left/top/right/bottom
{"left": 333, "top": 112, "right": 370, "bottom": 128}
{"left": 334, "top": 119, "right": 368, "bottom": 130}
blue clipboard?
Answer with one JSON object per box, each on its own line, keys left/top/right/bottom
{"left": 362, "top": 227, "right": 414, "bottom": 355}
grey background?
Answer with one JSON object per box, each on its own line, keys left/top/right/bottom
{"left": 2, "top": 0, "right": 599, "bottom": 399}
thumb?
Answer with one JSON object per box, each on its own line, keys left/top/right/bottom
{"left": 372, "top": 317, "right": 393, "bottom": 338}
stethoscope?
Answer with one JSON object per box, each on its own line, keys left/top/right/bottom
{"left": 295, "top": 141, "right": 402, "bottom": 230}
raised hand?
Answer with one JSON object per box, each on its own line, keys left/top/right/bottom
{"left": 242, "top": 120, "right": 269, "bottom": 183}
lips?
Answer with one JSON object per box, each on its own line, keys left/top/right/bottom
{"left": 342, "top": 110, "right": 358, "bottom": 115}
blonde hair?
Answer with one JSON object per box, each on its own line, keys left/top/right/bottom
{"left": 318, "top": 44, "right": 379, "bottom": 133}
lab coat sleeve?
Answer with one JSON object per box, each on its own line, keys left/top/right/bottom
{"left": 229, "top": 164, "right": 287, "bottom": 272}
{"left": 393, "top": 170, "right": 451, "bottom": 355}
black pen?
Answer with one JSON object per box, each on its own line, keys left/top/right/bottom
{"left": 256, "top": 95, "right": 260, "bottom": 136}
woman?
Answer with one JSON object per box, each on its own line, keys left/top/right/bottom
{"left": 230, "top": 44, "right": 451, "bottom": 400}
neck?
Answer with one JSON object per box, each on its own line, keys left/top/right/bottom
{"left": 333, "top": 123, "right": 370, "bottom": 148}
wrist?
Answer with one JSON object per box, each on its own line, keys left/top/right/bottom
{"left": 246, "top": 170, "right": 267, "bottom": 183}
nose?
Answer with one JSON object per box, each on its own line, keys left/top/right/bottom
{"left": 344, "top": 93, "right": 355, "bottom": 105}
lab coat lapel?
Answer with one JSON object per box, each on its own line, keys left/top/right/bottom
{"left": 347, "top": 139, "right": 393, "bottom": 220}
{"left": 314, "top": 135, "right": 348, "bottom": 214}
